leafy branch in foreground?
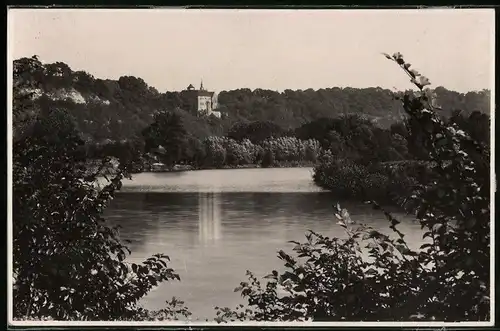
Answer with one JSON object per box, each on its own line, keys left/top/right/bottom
{"left": 214, "top": 52, "right": 491, "bottom": 322}
{"left": 12, "top": 105, "right": 191, "bottom": 320}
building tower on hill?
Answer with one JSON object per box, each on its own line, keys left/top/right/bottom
{"left": 182, "top": 80, "right": 221, "bottom": 118}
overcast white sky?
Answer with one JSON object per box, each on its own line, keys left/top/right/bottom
{"left": 9, "top": 8, "right": 495, "bottom": 93}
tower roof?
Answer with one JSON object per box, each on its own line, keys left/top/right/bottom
{"left": 197, "top": 90, "right": 214, "bottom": 97}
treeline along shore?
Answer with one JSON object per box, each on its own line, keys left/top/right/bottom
{"left": 14, "top": 56, "right": 490, "bottom": 207}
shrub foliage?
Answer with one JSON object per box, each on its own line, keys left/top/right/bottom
{"left": 12, "top": 71, "right": 191, "bottom": 321}
{"left": 214, "top": 53, "right": 491, "bottom": 322}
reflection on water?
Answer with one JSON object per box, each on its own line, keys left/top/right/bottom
{"left": 198, "top": 192, "right": 222, "bottom": 243}
{"left": 104, "top": 168, "right": 423, "bottom": 321}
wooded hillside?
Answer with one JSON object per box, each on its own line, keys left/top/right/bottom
{"left": 13, "top": 56, "right": 491, "bottom": 142}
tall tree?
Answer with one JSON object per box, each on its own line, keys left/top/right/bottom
{"left": 142, "top": 110, "right": 189, "bottom": 167}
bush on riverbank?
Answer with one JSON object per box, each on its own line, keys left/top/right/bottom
{"left": 215, "top": 53, "right": 490, "bottom": 322}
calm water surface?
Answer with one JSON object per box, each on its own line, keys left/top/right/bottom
{"left": 105, "top": 168, "right": 422, "bottom": 321}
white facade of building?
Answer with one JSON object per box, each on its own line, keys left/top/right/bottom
{"left": 198, "top": 95, "right": 213, "bottom": 112}
{"left": 187, "top": 80, "right": 221, "bottom": 118}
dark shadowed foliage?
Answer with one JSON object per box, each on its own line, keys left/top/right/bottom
{"left": 228, "top": 121, "right": 285, "bottom": 144}
{"left": 214, "top": 53, "right": 490, "bottom": 322}
{"left": 142, "top": 110, "right": 189, "bottom": 167}
{"left": 12, "top": 61, "right": 192, "bottom": 321}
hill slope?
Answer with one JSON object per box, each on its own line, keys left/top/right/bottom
{"left": 13, "top": 56, "right": 491, "bottom": 142}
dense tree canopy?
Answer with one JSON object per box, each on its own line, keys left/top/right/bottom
{"left": 142, "top": 111, "right": 189, "bottom": 167}
{"left": 13, "top": 57, "right": 490, "bottom": 144}
{"left": 228, "top": 120, "right": 285, "bottom": 144}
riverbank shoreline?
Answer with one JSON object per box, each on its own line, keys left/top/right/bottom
{"left": 141, "top": 162, "right": 317, "bottom": 174}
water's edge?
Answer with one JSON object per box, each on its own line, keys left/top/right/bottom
{"left": 105, "top": 168, "right": 420, "bottom": 320}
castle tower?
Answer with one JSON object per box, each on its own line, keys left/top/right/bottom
{"left": 196, "top": 79, "right": 214, "bottom": 115}
{"left": 181, "top": 80, "right": 221, "bottom": 118}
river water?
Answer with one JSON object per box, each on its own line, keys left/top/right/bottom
{"left": 104, "top": 167, "right": 422, "bottom": 321}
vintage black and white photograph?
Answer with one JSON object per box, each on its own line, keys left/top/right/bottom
{"left": 8, "top": 8, "right": 494, "bottom": 326}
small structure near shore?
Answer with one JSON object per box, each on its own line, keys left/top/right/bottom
{"left": 149, "top": 162, "right": 194, "bottom": 172}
